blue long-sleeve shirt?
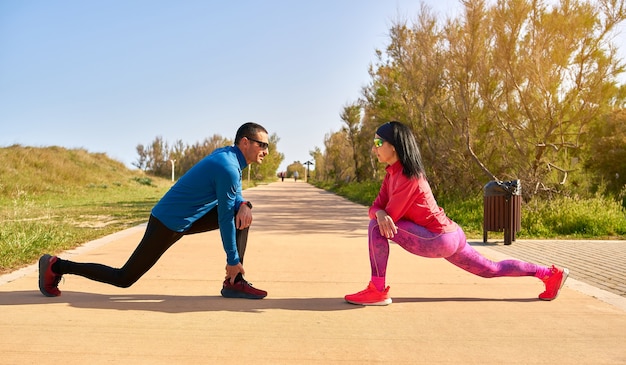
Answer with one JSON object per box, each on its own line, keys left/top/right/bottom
{"left": 151, "top": 146, "right": 247, "bottom": 265}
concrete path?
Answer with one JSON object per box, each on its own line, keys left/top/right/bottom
{"left": 475, "top": 239, "right": 626, "bottom": 298}
{"left": 1, "top": 181, "right": 625, "bottom": 364}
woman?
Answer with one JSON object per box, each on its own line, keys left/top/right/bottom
{"left": 344, "top": 121, "right": 568, "bottom": 306}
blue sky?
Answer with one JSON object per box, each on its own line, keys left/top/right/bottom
{"left": 1, "top": 1, "right": 623, "bottom": 172}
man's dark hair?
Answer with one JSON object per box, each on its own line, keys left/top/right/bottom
{"left": 235, "top": 122, "right": 268, "bottom": 145}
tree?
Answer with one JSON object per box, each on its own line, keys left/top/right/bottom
{"left": 179, "top": 135, "right": 231, "bottom": 174}
{"left": 134, "top": 133, "right": 283, "bottom": 182}
{"left": 310, "top": 147, "right": 324, "bottom": 181}
{"left": 350, "top": 0, "right": 626, "bottom": 199}
{"left": 361, "top": 4, "right": 467, "bottom": 192}
{"left": 585, "top": 109, "right": 626, "bottom": 195}
{"left": 475, "top": 0, "right": 626, "bottom": 197}
{"left": 249, "top": 133, "right": 283, "bottom": 181}
{"left": 134, "top": 136, "right": 169, "bottom": 176}
{"left": 321, "top": 130, "right": 354, "bottom": 182}
{"left": 340, "top": 102, "right": 364, "bottom": 181}
{"left": 133, "top": 144, "right": 147, "bottom": 170}
{"left": 286, "top": 161, "right": 305, "bottom": 179}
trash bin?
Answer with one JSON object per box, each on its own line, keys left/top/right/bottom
{"left": 483, "top": 180, "right": 522, "bottom": 245}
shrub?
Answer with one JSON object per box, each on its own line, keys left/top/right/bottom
{"left": 316, "top": 180, "right": 626, "bottom": 239}
{"left": 524, "top": 195, "right": 626, "bottom": 238}
{"left": 132, "top": 177, "right": 153, "bottom": 186}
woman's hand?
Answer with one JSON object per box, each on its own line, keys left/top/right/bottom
{"left": 375, "top": 210, "right": 397, "bottom": 238}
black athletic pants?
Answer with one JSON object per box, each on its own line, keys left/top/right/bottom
{"left": 56, "top": 207, "right": 249, "bottom": 288}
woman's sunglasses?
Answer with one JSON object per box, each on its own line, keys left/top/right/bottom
{"left": 373, "top": 138, "right": 384, "bottom": 148}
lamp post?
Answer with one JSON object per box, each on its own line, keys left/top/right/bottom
{"left": 170, "top": 159, "right": 176, "bottom": 182}
{"left": 304, "top": 160, "right": 314, "bottom": 182}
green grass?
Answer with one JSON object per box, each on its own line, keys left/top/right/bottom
{"left": 0, "top": 145, "right": 272, "bottom": 274}
{"left": 0, "top": 146, "right": 172, "bottom": 274}
{"left": 521, "top": 195, "right": 626, "bottom": 238}
{"left": 314, "top": 180, "right": 626, "bottom": 240}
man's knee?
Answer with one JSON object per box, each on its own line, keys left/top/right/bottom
{"left": 113, "top": 272, "right": 140, "bottom": 288}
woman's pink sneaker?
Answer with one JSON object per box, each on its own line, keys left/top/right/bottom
{"left": 345, "top": 281, "right": 392, "bottom": 306}
{"left": 539, "top": 265, "right": 569, "bottom": 301}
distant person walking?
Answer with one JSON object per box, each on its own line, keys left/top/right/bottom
{"left": 39, "top": 122, "right": 270, "bottom": 299}
{"left": 344, "top": 121, "right": 569, "bottom": 306}
{"left": 293, "top": 171, "right": 299, "bottom": 182}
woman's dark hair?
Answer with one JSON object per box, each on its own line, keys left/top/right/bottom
{"left": 235, "top": 122, "right": 268, "bottom": 144}
{"left": 379, "top": 121, "right": 426, "bottom": 179}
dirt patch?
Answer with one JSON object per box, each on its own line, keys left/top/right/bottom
{"left": 73, "top": 215, "right": 120, "bottom": 228}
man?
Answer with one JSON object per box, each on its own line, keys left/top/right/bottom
{"left": 39, "top": 122, "right": 269, "bottom": 299}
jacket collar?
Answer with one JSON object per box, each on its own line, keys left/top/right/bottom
{"left": 385, "top": 160, "right": 403, "bottom": 175}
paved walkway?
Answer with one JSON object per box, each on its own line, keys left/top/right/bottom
{"left": 474, "top": 239, "right": 626, "bottom": 298}
{"left": 1, "top": 181, "right": 625, "bottom": 364}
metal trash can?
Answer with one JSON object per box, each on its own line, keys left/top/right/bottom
{"left": 483, "top": 180, "right": 522, "bottom": 245}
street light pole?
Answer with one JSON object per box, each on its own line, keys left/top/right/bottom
{"left": 304, "top": 160, "right": 314, "bottom": 182}
{"left": 170, "top": 159, "right": 176, "bottom": 182}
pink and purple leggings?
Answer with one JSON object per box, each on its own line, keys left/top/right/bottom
{"left": 368, "top": 219, "right": 548, "bottom": 286}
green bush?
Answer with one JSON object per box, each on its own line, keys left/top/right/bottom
{"left": 316, "top": 180, "right": 626, "bottom": 239}
{"left": 437, "top": 194, "right": 484, "bottom": 237}
{"left": 132, "top": 177, "right": 153, "bottom": 186}
{"left": 524, "top": 195, "right": 626, "bottom": 238}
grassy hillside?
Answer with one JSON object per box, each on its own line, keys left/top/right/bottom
{"left": 0, "top": 145, "right": 172, "bottom": 273}
{"left": 2, "top": 145, "right": 146, "bottom": 194}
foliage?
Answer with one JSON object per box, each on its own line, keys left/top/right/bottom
{"left": 584, "top": 109, "right": 626, "bottom": 196}
{"left": 340, "top": 101, "right": 367, "bottom": 181}
{"left": 522, "top": 194, "right": 626, "bottom": 237}
{"left": 284, "top": 161, "right": 306, "bottom": 180}
{"left": 314, "top": 0, "right": 626, "bottom": 202}
{"left": 316, "top": 179, "right": 626, "bottom": 239}
{"left": 315, "top": 129, "right": 359, "bottom": 182}
{"left": 135, "top": 133, "right": 284, "bottom": 182}
{"left": 436, "top": 193, "right": 485, "bottom": 237}
{"left": 257, "top": 133, "right": 284, "bottom": 179}
{"left": 132, "top": 177, "right": 154, "bottom": 186}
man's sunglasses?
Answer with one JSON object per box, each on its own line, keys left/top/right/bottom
{"left": 373, "top": 138, "right": 384, "bottom": 148}
{"left": 246, "top": 137, "right": 269, "bottom": 150}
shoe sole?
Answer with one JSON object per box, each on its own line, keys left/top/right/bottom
{"left": 345, "top": 298, "right": 392, "bottom": 306}
{"left": 38, "top": 254, "right": 59, "bottom": 297}
{"left": 540, "top": 268, "right": 569, "bottom": 301}
{"left": 220, "top": 288, "right": 266, "bottom": 299}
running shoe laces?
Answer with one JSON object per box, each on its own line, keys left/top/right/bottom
{"left": 539, "top": 265, "right": 569, "bottom": 301}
